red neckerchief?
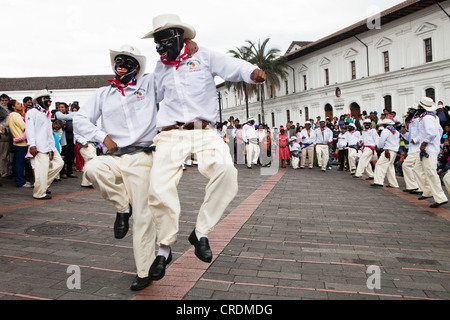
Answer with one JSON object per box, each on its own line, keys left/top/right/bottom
{"left": 160, "top": 43, "right": 191, "bottom": 70}
{"left": 32, "top": 105, "right": 50, "bottom": 118}
{"left": 108, "top": 78, "right": 137, "bottom": 96}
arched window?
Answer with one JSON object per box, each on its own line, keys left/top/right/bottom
{"left": 384, "top": 95, "right": 392, "bottom": 113}
{"left": 425, "top": 88, "right": 435, "bottom": 102}
{"left": 325, "top": 104, "right": 333, "bottom": 120}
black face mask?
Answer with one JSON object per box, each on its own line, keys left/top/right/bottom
{"left": 364, "top": 124, "right": 371, "bottom": 129}
{"left": 114, "top": 55, "right": 139, "bottom": 84}
{"left": 154, "top": 28, "right": 184, "bottom": 61}
{"left": 37, "top": 96, "right": 51, "bottom": 109}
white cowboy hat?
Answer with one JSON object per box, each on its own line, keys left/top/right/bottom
{"left": 142, "top": 14, "right": 196, "bottom": 40}
{"left": 110, "top": 44, "right": 147, "bottom": 79}
{"left": 32, "top": 89, "right": 51, "bottom": 103}
{"left": 347, "top": 123, "right": 356, "bottom": 128}
{"left": 382, "top": 118, "right": 395, "bottom": 126}
{"left": 363, "top": 119, "right": 372, "bottom": 124}
{"left": 418, "top": 96, "right": 437, "bottom": 112}
{"left": 289, "top": 137, "right": 297, "bottom": 141}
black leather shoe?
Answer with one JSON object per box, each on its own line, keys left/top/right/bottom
{"left": 34, "top": 195, "right": 52, "bottom": 200}
{"left": 114, "top": 206, "right": 132, "bottom": 239}
{"left": 430, "top": 201, "right": 448, "bottom": 208}
{"left": 403, "top": 188, "right": 418, "bottom": 193}
{"left": 370, "top": 183, "right": 383, "bottom": 187}
{"left": 409, "top": 190, "right": 422, "bottom": 194}
{"left": 418, "top": 196, "right": 432, "bottom": 201}
{"left": 130, "top": 275, "right": 152, "bottom": 291}
{"left": 149, "top": 251, "right": 172, "bottom": 281}
{"left": 188, "top": 230, "right": 212, "bottom": 263}
{"left": 365, "top": 177, "right": 374, "bottom": 181}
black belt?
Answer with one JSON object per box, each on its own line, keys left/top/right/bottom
{"left": 105, "top": 145, "right": 155, "bottom": 157}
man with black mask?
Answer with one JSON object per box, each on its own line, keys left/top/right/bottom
{"left": 26, "top": 90, "right": 64, "bottom": 200}
{"left": 75, "top": 45, "right": 157, "bottom": 291}
{"left": 143, "top": 14, "right": 266, "bottom": 281}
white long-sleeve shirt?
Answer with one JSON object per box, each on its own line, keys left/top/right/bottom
{"left": 242, "top": 124, "right": 258, "bottom": 143}
{"left": 337, "top": 133, "right": 348, "bottom": 150}
{"left": 25, "top": 108, "right": 56, "bottom": 153}
{"left": 377, "top": 127, "right": 400, "bottom": 152}
{"left": 299, "top": 128, "right": 315, "bottom": 145}
{"left": 313, "top": 127, "right": 333, "bottom": 145}
{"left": 361, "top": 128, "right": 379, "bottom": 147}
{"left": 419, "top": 112, "right": 443, "bottom": 157}
{"left": 154, "top": 46, "right": 258, "bottom": 131}
{"left": 73, "top": 74, "right": 157, "bottom": 149}
{"left": 345, "top": 130, "right": 361, "bottom": 147}
{"left": 405, "top": 116, "right": 421, "bottom": 154}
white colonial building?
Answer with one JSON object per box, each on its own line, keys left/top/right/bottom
{"left": 217, "top": 0, "right": 450, "bottom": 127}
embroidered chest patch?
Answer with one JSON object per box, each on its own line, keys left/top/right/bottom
{"left": 134, "top": 88, "right": 146, "bottom": 101}
{"left": 187, "top": 60, "right": 201, "bottom": 73}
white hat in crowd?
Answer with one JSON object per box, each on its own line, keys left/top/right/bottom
{"left": 382, "top": 118, "right": 395, "bottom": 126}
{"left": 419, "top": 96, "right": 437, "bottom": 112}
{"left": 110, "top": 44, "right": 147, "bottom": 79}
{"left": 142, "top": 14, "right": 196, "bottom": 40}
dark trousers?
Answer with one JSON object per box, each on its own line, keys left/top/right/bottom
{"left": 13, "top": 145, "right": 27, "bottom": 187}
{"left": 61, "top": 138, "right": 75, "bottom": 176}
{"left": 338, "top": 149, "right": 348, "bottom": 170}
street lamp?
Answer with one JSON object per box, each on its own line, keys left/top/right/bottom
{"left": 217, "top": 91, "right": 223, "bottom": 123}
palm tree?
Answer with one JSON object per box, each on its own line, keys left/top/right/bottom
{"left": 225, "top": 46, "right": 254, "bottom": 120}
{"left": 244, "top": 38, "right": 289, "bottom": 124}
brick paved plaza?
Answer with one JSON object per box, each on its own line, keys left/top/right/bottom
{"left": 0, "top": 164, "right": 449, "bottom": 301}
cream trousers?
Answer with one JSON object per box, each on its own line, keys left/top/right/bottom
{"left": 149, "top": 129, "right": 238, "bottom": 247}
{"left": 414, "top": 154, "right": 448, "bottom": 204}
{"left": 347, "top": 148, "right": 357, "bottom": 173}
{"left": 85, "top": 152, "right": 155, "bottom": 278}
{"left": 79, "top": 143, "right": 97, "bottom": 187}
{"left": 374, "top": 150, "right": 399, "bottom": 187}
{"left": 315, "top": 145, "right": 329, "bottom": 170}
{"left": 33, "top": 151, "right": 64, "bottom": 198}
{"left": 355, "top": 148, "right": 374, "bottom": 178}
{"left": 246, "top": 142, "right": 260, "bottom": 167}
{"left": 301, "top": 145, "right": 314, "bottom": 168}
{"left": 401, "top": 152, "right": 420, "bottom": 191}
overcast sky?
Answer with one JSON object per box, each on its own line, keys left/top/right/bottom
{"left": 0, "top": 0, "right": 404, "bottom": 78}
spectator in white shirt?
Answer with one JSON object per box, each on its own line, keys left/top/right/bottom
{"left": 299, "top": 122, "right": 315, "bottom": 169}
{"left": 26, "top": 90, "right": 64, "bottom": 200}
{"left": 337, "top": 126, "right": 348, "bottom": 171}
{"left": 243, "top": 118, "right": 260, "bottom": 169}
{"left": 314, "top": 120, "right": 333, "bottom": 172}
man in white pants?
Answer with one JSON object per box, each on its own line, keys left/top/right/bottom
{"left": 26, "top": 90, "right": 64, "bottom": 200}
{"left": 299, "top": 122, "right": 314, "bottom": 169}
{"left": 242, "top": 118, "right": 260, "bottom": 169}
{"left": 371, "top": 119, "right": 400, "bottom": 188}
{"left": 289, "top": 137, "right": 301, "bottom": 169}
{"left": 401, "top": 106, "right": 422, "bottom": 194}
{"left": 345, "top": 123, "right": 361, "bottom": 175}
{"left": 313, "top": 120, "right": 333, "bottom": 172}
{"left": 73, "top": 44, "right": 159, "bottom": 291}
{"left": 414, "top": 97, "right": 448, "bottom": 208}
{"left": 354, "top": 119, "right": 379, "bottom": 180}
{"left": 142, "top": 14, "right": 266, "bottom": 281}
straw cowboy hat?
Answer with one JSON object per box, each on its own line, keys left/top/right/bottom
{"left": 109, "top": 44, "right": 147, "bottom": 79}
{"left": 418, "top": 96, "right": 437, "bottom": 112}
{"left": 32, "top": 89, "right": 51, "bottom": 103}
{"left": 382, "top": 118, "right": 395, "bottom": 126}
{"left": 142, "top": 14, "right": 196, "bottom": 40}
